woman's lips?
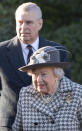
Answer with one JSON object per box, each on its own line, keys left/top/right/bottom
{"left": 37, "top": 84, "right": 45, "bottom": 89}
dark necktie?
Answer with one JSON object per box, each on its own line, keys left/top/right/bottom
{"left": 27, "top": 45, "right": 33, "bottom": 63}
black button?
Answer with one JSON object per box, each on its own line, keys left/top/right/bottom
{"left": 51, "top": 120, "right": 54, "bottom": 124}
{"left": 34, "top": 122, "right": 38, "bottom": 126}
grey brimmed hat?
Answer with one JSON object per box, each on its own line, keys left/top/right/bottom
{"left": 19, "top": 46, "right": 70, "bottom": 72}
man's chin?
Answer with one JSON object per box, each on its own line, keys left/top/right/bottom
{"left": 21, "top": 38, "right": 30, "bottom": 44}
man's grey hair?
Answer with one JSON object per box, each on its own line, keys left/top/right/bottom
{"left": 15, "top": 2, "right": 42, "bottom": 20}
{"left": 53, "top": 67, "right": 64, "bottom": 80}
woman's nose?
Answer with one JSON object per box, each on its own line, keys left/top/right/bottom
{"left": 37, "top": 75, "right": 42, "bottom": 82}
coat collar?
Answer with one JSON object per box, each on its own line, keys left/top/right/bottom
{"left": 6, "top": 36, "right": 30, "bottom": 85}
{"left": 26, "top": 77, "right": 73, "bottom": 119}
{"left": 58, "top": 76, "right": 73, "bottom": 92}
{"left": 39, "top": 36, "right": 48, "bottom": 48}
{"left": 5, "top": 36, "right": 45, "bottom": 85}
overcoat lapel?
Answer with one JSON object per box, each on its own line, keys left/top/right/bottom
{"left": 39, "top": 37, "right": 47, "bottom": 48}
{"left": 5, "top": 36, "right": 46, "bottom": 84}
{"left": 29, "top": 86, "right": 64, "bottom": 119}
{"left": 29, "top": 77, "right": 73, "bottom": 119}
{"left": 30, "top": 93, "right": 54, "bottom": 119}
{"left": 31, "top": 94, "right": 63, "bottom": 119}
{"left": 6, "top": 36, "right": 28, "bottom": 84}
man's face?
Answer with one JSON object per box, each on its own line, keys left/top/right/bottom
{"left": 16, "top": 10, "right": 43, "bottom": 44}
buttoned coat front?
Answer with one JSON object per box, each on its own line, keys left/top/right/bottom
{"left": 12, "top": 76, "right": 82, "bottom": 131}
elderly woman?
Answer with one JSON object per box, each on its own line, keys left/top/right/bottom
{"left": 12, "top": 46, "right": 82, "bottom": 131}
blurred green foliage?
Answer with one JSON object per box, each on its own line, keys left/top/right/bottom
{"left": 49, "top": 23, "right": 82, "bottom": 84}
{"left": 0, "top": 0, "right": 82, "bottom": 84}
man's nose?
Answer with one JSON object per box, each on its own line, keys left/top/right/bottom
{"left": 21, "top": 22, "right": 27, "bottom": 29}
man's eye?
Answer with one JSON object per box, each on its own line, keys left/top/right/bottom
{"left": 26, "top": 21, "right": 33, "bottom": 25}
{"left": 19, "top": 21, "right": 23, "bottom": 24}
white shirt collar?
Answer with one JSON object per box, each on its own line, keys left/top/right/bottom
{"left": 21, "top": 37, "right": 39, "bottom": 52}
{"left": 20, "top": 37, "right": 39, "bottom": 64}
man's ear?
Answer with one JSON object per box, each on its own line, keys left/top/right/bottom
{"left": 38, "top": 19, "right": 43, "bottom": 31}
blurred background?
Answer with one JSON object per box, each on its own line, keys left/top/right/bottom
{"left": 0, "top": 0, "right": 82, "bottom": 84}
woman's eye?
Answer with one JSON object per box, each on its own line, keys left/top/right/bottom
{"left": 41, "top": 73, "right": 47, "bottom": 76}
{"left": 33, "top": 73, "right": 37, "bottom": 76}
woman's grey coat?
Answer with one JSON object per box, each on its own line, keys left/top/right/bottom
{"left": 12, "top": 76, "right": 82, "bottom": 131}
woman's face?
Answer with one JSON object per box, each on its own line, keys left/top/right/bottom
{"left": 32, "top": 67, "right": 58, "bottom": 94}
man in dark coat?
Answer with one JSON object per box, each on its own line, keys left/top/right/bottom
{"left": 0, "top": 2, "right": 70, "bottom": 131}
